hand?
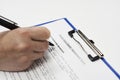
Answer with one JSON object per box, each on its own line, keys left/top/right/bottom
{"left": 0, "top": 27, "right": 50, "bottom": 71}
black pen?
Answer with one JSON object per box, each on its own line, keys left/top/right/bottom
{"left": 0, "top": 15, "right": 54, "bottom": 46}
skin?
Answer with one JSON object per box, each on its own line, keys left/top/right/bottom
{"left": 0, "top": 27, "right": 50, "bottom": 72}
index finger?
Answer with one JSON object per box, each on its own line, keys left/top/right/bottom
{"left": 29, "top": 27, "right": 50, "bottom": 41}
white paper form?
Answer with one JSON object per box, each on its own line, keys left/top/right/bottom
{"left": 0, "top": 19, "right": 118, "bottom": 80}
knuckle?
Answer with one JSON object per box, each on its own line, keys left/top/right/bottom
{"left": 41, "top": 41, "right": 49, "bottom": 51}
{"left": 37, "top": 53, "right": 44, "bottom": 59}
{"left": 18, "top": 56, "right": 29, "bottom": 63}
{"left": 32, "top": 52, "right": 44, "bottom": 60}
{"left": 17, "top": 62, "right": 32, "bottom": 71}
{"left": 40, "top": 53, "right": 44, "bottom": 57}
{"left": 16, "top": 43, "right": 31, "bottom": 51}
{"left": 15, "top": 56, "right": 33, "bottom": 71}
{"left": 45, "top": 42, "right": 49, "bottom": 50}
{"left": 17, "top": 28, "right": 30, "bottom": 36}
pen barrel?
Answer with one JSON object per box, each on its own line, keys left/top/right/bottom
{"left": 0, "top": 18, "right": 19, "bottom": 30}
{"left": 76, "top": 30, "right": 104, "bottom": 58}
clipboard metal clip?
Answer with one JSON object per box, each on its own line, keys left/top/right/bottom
{"left": 68, "top": 30, "right": 104, "bottom": 62}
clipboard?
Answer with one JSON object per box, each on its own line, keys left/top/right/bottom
{"left": 0, "top": 16, "right": 120, "bottom": 80}
{"left": 35, "top": 18, "right": 120, "bottom": 79}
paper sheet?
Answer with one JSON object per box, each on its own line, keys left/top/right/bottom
{"left": 0, "top": 19, "right": 118, "bottom": 80}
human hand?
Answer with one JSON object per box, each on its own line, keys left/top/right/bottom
{"left": 0, "top": 27, "right": 50, "bottom": 71}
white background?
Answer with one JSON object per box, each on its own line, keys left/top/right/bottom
{"left": 0, "top": 0, "right": 120, "bottom": 79}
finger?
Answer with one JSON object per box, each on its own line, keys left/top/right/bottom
{"left": 29, "top": 51, "right": 44, "bottom": 60}
{"left": 31, "top": 40, "right": 49, "bottom": 52}
{"left": 29, "top": 27, "right": 50, "bottom": 41}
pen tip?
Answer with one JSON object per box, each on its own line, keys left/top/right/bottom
{"left": 49, "top": 42, "right": 54, "bottom": 46}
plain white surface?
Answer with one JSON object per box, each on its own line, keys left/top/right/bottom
{"left": 0, "top": 0, "right": 120, "bottom": 79}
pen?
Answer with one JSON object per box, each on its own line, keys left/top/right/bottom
{"left": 0, "top": 15, "right": 54, "bottom": 46}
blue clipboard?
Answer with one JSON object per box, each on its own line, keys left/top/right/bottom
{"left": 35, "top": 18, "right": 120, "bottom": 79}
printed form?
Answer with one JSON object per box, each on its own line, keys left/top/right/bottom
{"left": 0, "top": 19, "right": 118, "bottom": 80}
